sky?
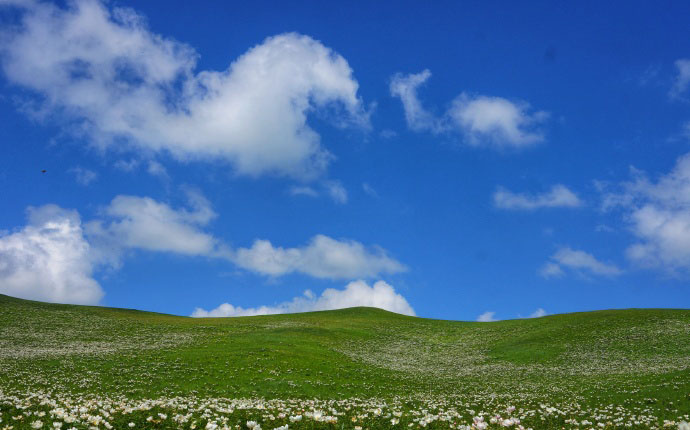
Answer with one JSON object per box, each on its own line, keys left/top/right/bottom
{"left": 0, "top": 0, "right": 689, "bottom": 321}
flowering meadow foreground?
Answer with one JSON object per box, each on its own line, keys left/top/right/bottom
{"left": 0, "top": 295, "right": 688, "bottom": 430}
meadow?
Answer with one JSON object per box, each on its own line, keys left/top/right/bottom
{"left": 0, "top": 294, "right": 688, "bottom": 430}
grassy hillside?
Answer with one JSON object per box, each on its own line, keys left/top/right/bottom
{"left": 0, "top": 294, "right": 688, "bottom": 429}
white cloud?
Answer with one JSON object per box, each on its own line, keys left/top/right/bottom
{"left": 325, "top": 180, "right": 348, "bottom": 204}
{"left": 539, "top": 262, "right": 564, "bottom": 279}
{"left": 528, "top": 308, "right": 547, "bottom": 318}
{"left": 493, "top": 185, "right": 583, "bottom": 210}
{"left": 0, "top": 205, "right": 104, "bottom": 304}
{"left": 389, "top": 69, "right": 438, "bottom": 132}
{"left": 288, "top": 181, "right": 348, "bottom": 203}
{"left": 362, "top": 182, "right": 378, "bottom": 198}
{"left": 69, "top": 166, "right": 98, "bottom": 185}
{"left": 379, "top": 129, "right": 397, "bottom": 139}
{"left": 233, "top": 234, "right": 406, "bottom": 280}
{"left": 625, "top": 206, "right": 690, "bottom": 270}
{"left": 191, "top": 280, "right": 415, "bottom": 317}
{"left": 449, "top": 94, "right": 548, "bottom": 147}
{"left": 476, "top": 311, "right": 497, "bottom": 322}
{"left": 1, "top": 0, "right": 368, "bottom": 179}
{"left": 670, "top": 59, "right": 690, "bottom": 98}
{"left": 479, "top": 308, "right": 547, "bottom": 321}
{"left": 602, "top": 153, "right": 690, "bottom": 274}
{"left": 595, "top": 224, "right": 615, "bottom": 233}
{"left": 85, "top": 191, "right": 226, "bottom": 262}
{"left": 113, "top": 159, "right": 139, "bottom": 172}
{"left": 1, "top": 191, "right": 405, "bottom": 299}
{"left": 516, "top": 308, "right": 548, "bottom": 319}
{"left": 289, "top": 186, "right": 318, "bottom": 197}
{"left": 390, "top": 70, "right": 547, "bottom": 147}
{"left": 146, "top": 160, "right": 168, "bottom": 179}
{"left": 85, "top": 193, "right": 403, "bottom": 279}
{"left": 541, "top": 247, "right": 622, "bottom": 279}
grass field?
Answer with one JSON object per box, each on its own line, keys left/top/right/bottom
{"left": 1, "top": 293, "right": 688, "bottom": 430}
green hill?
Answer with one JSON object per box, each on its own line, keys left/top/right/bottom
{"left": 0, "top": 293, "right": 688, "bottom": 429}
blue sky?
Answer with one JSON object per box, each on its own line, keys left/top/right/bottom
{"left": 1, "top": 0, "right": 689, "bottom": 321}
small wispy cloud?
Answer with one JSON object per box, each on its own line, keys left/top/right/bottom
{"left": 69, "top": 167, "right": 98, "bottom": 186}
{"left": 670, "top": 59, "right": 690, "bottom": 98}
{"left": 528, "top": 308, "right": 547, "bottom": 318}
{"left": 113, "top": 159, "right": 140, "bottom": 172}
{"left": 476, "top": 311, "right": 497, "bottom": 322}
{"left": 147, "top": 161, "right": 169, "bottom": 179}
{"left": 493, "top": 185, "right": 583, "bottom": 210}
{"left": 325, "top": 180, "right": 348, "bottom": 204}
{"left": 362, "top": 182, "right": 379, "bottom": 198}
{"left": 289, "top": 181, "right": 348, "bottom": 204}
{"left": 540, "top": 247, "right": 622, "bottom": 279}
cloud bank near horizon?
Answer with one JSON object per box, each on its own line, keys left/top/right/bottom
{"left": 191, "top": 280, "right": 415, "bottom": 317}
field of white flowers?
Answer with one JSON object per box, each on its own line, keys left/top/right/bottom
{"left": 2, "top": 391, "right": 689, "bottom": 430}
{"left": 1, "top": 294, "right": 688, "bottom": 430}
